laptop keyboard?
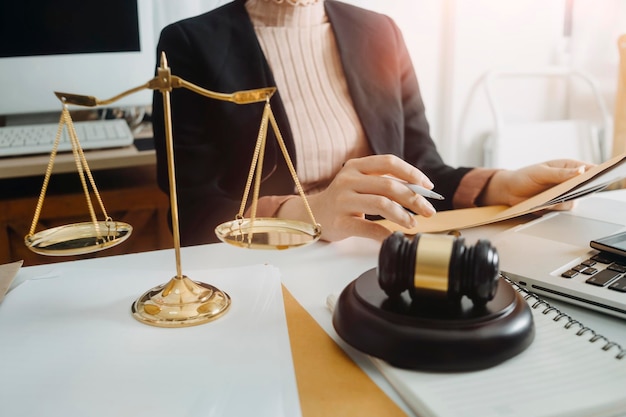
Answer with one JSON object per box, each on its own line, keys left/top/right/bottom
{"left": 561, "top": 253, "right": 626, "bottom": 292}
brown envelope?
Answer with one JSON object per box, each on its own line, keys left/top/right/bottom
{"left": 282, "top": 286, "right": 407, "bottom": 417}
{"left": 0, "top": 260, "right": 23, "bottom": 303}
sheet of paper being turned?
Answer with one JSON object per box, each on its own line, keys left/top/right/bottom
{"left": 0, "top": 260, "right": 23, "bottom": 303}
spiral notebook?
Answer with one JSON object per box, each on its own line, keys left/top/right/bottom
{"left": 327, "top": 277, "right": 626, "bottom": 417}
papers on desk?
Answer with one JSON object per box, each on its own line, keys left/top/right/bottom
{"left": 379, "top": 153, "right": 626, "bottom": 235}
{"left": 0, "top": 264, "right": 300, "bottom": 417}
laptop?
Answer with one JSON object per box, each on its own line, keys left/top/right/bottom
{"left": 491, "top": 192, "right": 626, "bottom": 319}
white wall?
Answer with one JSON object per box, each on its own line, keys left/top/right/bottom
{"left": 449, "top": 0, "right": 568, "bottom": 167}
{"left": 151, "top": 0, "right": 624, "bottom": 168}
{"left": 447, "top": 0, "right": 623, "bottom": 168}
{"left": 395, "top": 0, "right": 621, "bottom": 168}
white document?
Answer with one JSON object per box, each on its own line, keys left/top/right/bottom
{"left": 0, "top": 264, "right": 300, "bottom": 417}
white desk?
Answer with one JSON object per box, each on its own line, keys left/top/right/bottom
{"left": 4, "top": 192, "right": 626, "bottom": 416}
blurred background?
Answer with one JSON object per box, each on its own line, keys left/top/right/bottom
{"left": 153, "top": 0, "right": 626, "bottom": 168}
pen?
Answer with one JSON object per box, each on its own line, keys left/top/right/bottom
{"left": 405, "top": 183, "right": 445, "bottom": 200}
{"left": 387, "top": 176, "right": 445, "bottom": 200}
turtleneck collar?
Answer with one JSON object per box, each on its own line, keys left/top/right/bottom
{"left": 245, "top": 0, "right": 327, "bottom": 27}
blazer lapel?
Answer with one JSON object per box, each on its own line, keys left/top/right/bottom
{"left": 325, "top": 1, "right": 404, "bottom": 157}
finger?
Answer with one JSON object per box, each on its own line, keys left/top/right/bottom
{"left": 551, "top": 165, "right": 586, "bottom": 183}
{"left": 344, "top": 193, "right": 419, "bottom": 229}
{"left": 529, "top": 164, "right": 587, "bottom": 187}
{"left": 344, "top": 155, "right": 433, "bottom": 187}
{"left": 543, "top": 159, "right": 593, "bottom": 170}
{"left": 347, "top": 174, "right": 438, "bottom": 216}
{"left": 335, "top": 216, "right": 397, "bottom": 242}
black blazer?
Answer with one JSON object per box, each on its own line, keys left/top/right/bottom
{"left": 152, "top": 0, "right": 472, "bottom": 246}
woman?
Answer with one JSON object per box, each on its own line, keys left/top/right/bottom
{"left": 152, "top": 0, "right": 588, "bottom": 246}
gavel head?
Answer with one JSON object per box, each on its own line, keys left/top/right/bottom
{"left": 377, "top": 232, "right": 500, "bottom": 306}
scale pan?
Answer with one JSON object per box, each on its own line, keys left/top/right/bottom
{"left": 215, "top": 217, "right": 321, "bottom": 250}
{"left": 25, "top": 221, "right": 133, "bottom": 256}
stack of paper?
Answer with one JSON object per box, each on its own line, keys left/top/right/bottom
{"left": 0, "top": 264, "right": 300, "bottom": 417}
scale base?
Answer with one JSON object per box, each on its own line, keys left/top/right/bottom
{"left": 332, "top": 268, "right": 534, "bottom": 372}
{"left": 131, "top": 275, "right": 231, "bottom": 328}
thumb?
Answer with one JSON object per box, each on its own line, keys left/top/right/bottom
{"left": 549, "top": 165, "right": 586, "bottom": 184}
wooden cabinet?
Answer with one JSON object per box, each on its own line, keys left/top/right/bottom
{"left": 0, "top": 166, "right": 173, "bottom": 266}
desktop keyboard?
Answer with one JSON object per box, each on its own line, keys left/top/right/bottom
{"left": 0, "top": 119, "right": 135, "bottom": 157}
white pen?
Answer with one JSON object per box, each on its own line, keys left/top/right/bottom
{"left": 404, "top": 183, "right": 445, "bottom": 200}
{"left": 387, "top": 176, "right": 445, "bottom": 200}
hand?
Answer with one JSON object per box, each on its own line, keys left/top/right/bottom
{"left": 277, "top": 154, "right": 437, "bottom": 242}
{"left": 480, "top": 159, "right": 594, "bottom": 209}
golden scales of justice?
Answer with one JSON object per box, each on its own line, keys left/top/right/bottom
{"left": 24, "top": 52, "right": 321, "bottom": 327}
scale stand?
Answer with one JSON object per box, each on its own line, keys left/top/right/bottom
{"left": 33, "top": 52, "right": 321, "bottom": 327}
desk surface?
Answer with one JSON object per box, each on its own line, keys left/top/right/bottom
{"left": 4, "top": 192, "right": 626, "bottom": 416}
{"left": 0, "top": 144, "right": 155, "bottom": 179}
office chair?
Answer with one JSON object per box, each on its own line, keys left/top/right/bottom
{"left": 483, "top": 67, "right": 611, "bottom": 169}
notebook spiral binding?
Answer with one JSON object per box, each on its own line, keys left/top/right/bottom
{"left": 501, "top": 273, "right": 626, "bottom": 360}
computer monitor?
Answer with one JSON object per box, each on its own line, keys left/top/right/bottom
{"left": 0, "top": 0, "right": 156, "bottom": 118}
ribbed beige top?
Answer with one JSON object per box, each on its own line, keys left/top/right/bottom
{"left": 245, "top": 0, "right": 372, "bottom": 194}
